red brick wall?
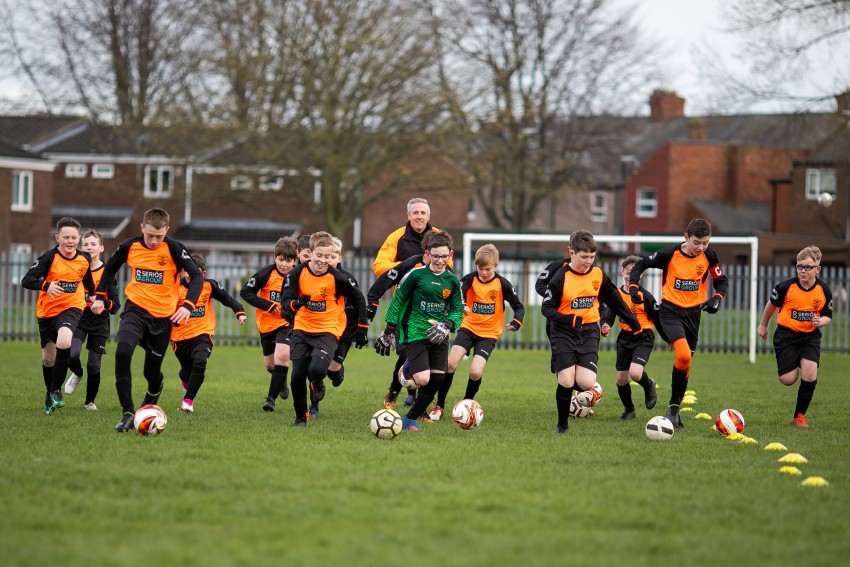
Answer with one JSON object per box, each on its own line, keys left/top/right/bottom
{"left": 624, "top": 143, "right": 670, "bottom": 235}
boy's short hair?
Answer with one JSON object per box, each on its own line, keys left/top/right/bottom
{"left": 190, "top": 252, "right": 206, "bottom": 271}
{"left": 797, "top": 245, "right": 822, "bottom": 264}
{"left": 143, "top": 208, "right": 170, "bottom": 229}
{"left": 686, "top": 218, "right": 712, "bottom": 239}
{"left": 82, "top": 229, "right": 103, "bottom": 244}
{"left": 423, "top": 230, "right": 453, "bottom": 252}
{"left": 274, "top": 237, "right": 298, "bottom": 260}
{"left": 309, "top": 231, "right": 334, "bottom": 250}
{"left": 56, "top": 217, "right": 81, "bottom": 232}
{"left": 331, "top": 236, "right": 343, "bottom": 254}
{"left": 407, "top": 197, "right": 429, "bottom": 214}
{"left": 475, "top": 244, "right": 499, "bottom": 267}
{"left": 297, "top": 234, "right": 312, "bottom": 251}
{"left": 622, "top": 255, "right": 642, "bottom": 269}
{"left": 569, "top": 230, "right": 597, "bottom": 253}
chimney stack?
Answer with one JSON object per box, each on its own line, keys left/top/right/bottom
{"left": 649, "top": 89, "right": 685, "bottom": 123}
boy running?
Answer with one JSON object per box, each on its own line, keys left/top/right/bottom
{"left": 757, "top": 245, "right": 832, "bottom": 427}
{"left": 240, "top": 237, "right": 298, "bottom": 412}
{"left": 307, "top": 236, "right": 368, "bottom": 418}
{"left": 428, "top": 244, "right": 524, "bottom": 420}
{"left": 21, "top": 217, "right": 95, "bottom": 414}
{"left": 91, "top": 208, "right": 203, "bottom": 432}
{"left": 374, "top": 231, "right": 464, "bottom": 432}
{"left": 172, "top": 253, "right": 247, "bottom": 413}
{"left": 542, "top": 230, "right": 639, "bottom": 434}
{"left": 628, "top": 218, "right": 729, "bottom": 430}
{"left": 600, "top": 255, "right": 665, "bottom": 421}
{"left": 281, "top": 232, "right": 368, "bottom": 427}
{"left": 64, "top": 229, "right": 120, "bottom": 410}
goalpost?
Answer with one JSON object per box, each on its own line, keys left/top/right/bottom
{"left": 462, "top": 233, "right": 759, "bottom": 364}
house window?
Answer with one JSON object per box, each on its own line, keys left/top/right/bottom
{"left": 9, "top": 243, "right": 31, "bottom": 284}
{"left": 259, "top": 175, "right": 283, "bottom": 191}
{"left": 144, "top": 165, "right": 174, "bottom": 198}
{"left": 92, "top": 164, "right": 114, "bottom": 179}
{"left": 230, "top": 175, "right": 253, "bottom": 191}
{"left": 589, "top": 191, "right": 608, "bottom": 223}
{"left": 65, "top": 163, "right": 87, "bottom": 178}
{"left": 805, "top": 168, "right": 836, "bottom": 200}
{"left": 11, "top": 170, "right": 33, "bottom": 212}
{"left": 635, "top": 187, "right": 657, "bottom": 218}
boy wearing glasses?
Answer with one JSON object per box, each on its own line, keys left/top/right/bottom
{"left": 374, "top": 231, "right": 464, "bottom": 431}
{"left": 628, "top": 218, "right": 729, "bottom": 430}
{"left": 757, "top": 245, "right": 833, "bottom": 427}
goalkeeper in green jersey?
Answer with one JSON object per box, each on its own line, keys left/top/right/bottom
{"left": 374, "top": 231, "right": 464, "bottom": 431}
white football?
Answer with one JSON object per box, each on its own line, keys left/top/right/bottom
{"left": 645, "top": 416, "right": 674, "bottom": 441}
{"left": 590, "top": 382, "right": 603, "bottom": 406}
{"left": 574, "top": 391, "right": 595, "bottom": 408}
{"left": 715, "top": 408, "right": 745, "bottom": 436}
{"left": 370, "top": 408, "right": 402, "bottom": 439}
{"left": 451, "top": 399, "right": 483, "bottom": 430}
{"left": 818, "top": 192, "right": 834, "bottom": 208}
{"left": 569, "top": 396, "right": 593, "bottom": 418}
{"left": 397, "top": 361, "right": 419, "bottom": 390}
{"left": 134, "top": 404, "right": 167, "bottom": 436}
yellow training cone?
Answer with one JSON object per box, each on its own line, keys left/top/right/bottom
{"left": 694, "top": 413, "right": 712, "bottom": 420}
{"left": 778, "top": 466, "right": 802, "bottom": 475}
{"left": 725, "top": 432, "right": 744, "bottom": 441}
{"left": 764, "top": 442, "right": 788, "bottom": 451}
{"left": 679, "top": 407, "right": 694, "bottom": 412}
{"left": 681, "top": 398, "right": 696, "bottom": 405}
{"left": 801, "top": 476, "right": 829, "bottom": 487}
{"left": 778, "top": 453, "right": 808, "bottom": 464}
{"left": 685, "top": 390, "right": 696, "bottom": 396}
{"left": 738, "top": 436, "right": 758, "bottom": 444}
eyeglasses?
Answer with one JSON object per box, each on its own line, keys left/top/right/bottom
{"left": 795, "top": 264, "right": 818, "bottom": 272}
{"left": 430, "top": 254, "right": 450, "bottom": 261}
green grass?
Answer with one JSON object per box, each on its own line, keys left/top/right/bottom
{"left": 1, "top": 343, "right": 848, "bottom": 566}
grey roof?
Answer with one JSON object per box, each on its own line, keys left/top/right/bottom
{"left": 0, "top": 115, "right": 85, "bottom": 150}
{"left": 52, "top": 206, "right": 134, "bottom": 237}
{"left": 689, "top": 200, "right": 770, "bottom": 234}
{"left": 172, "top": 218, "right": 301, "bottom": 244}
{"left": 0, "top": 137, "right": 44, "bottom": 160}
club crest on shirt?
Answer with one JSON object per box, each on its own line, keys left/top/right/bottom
{"left": 77, "top": 266, "right": 87, "bottom": 278}
{"left": 592, "top": 279, "right": 600, "bottom": 291}
{"left": 812, "top": 299, "right": 822, "bottom": 311}
{"left": 157, "top": 253, "right": 168, "bottom": 267}
{"left": 442, "top": 288, "right": 451, "bottom": 299}
{"left": 695, "top": 264, "right": 705, "bottom": 277}
{"left": 488, "top": 289, "right": 498, "bottom": 301}
{"left": 320, "top": 286, "right": 330, "bottom": 299}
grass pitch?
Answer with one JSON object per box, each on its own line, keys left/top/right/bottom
{"left": 1, "top": 343, "right": 848, "bottom": 566}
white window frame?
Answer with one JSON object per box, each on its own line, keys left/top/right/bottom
{"left": 11, "top": 170, "right": 34, "bottom": 212}
{"left": 144, "top": 165, "right": 174, "bottom": 198}
{"left": 92, "top": 163, "right": 114, "bottom": 179}
{"left": 9, "top": 243, "right": 32, "bottom": 284}
{"left": 65, "top": 163, "right": 87, "bottom": 178}
{"left": 259, "top": 174, "right": 283, "bottom": 191}
{"left": 805, "top": 168, "right": 836, "bottom": 200}
{"left": 230, "top": 175, "right": 253, "bottom": 191}
{"left": 635, "top": 187, "right": 657, "bottom": 218}
{"left": 589, "top": 191, "right": 608, "bottom": 223}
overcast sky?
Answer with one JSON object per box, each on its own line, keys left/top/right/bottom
{"left": 1, "top": 0, "right": 845, "bottom": 116}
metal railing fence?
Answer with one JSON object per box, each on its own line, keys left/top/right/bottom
{"left": 2, "top": 253, "right": 847, "bottom": 356}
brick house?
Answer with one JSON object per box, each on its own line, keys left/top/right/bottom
{"left": 622, "top": 89, "right": 850, "bottom": 265}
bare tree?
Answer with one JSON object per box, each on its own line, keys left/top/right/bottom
{"left": 428, "top": 0, "right": 661, "bottom": 232}
{"left": 197, "top": 0, "right": 450, "bottom": 236}
{"left": 3, "top": 0, "right": 206, "bottom": 124}
{"left": 701, "top": 0, "right": 850, "bottom": 111}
